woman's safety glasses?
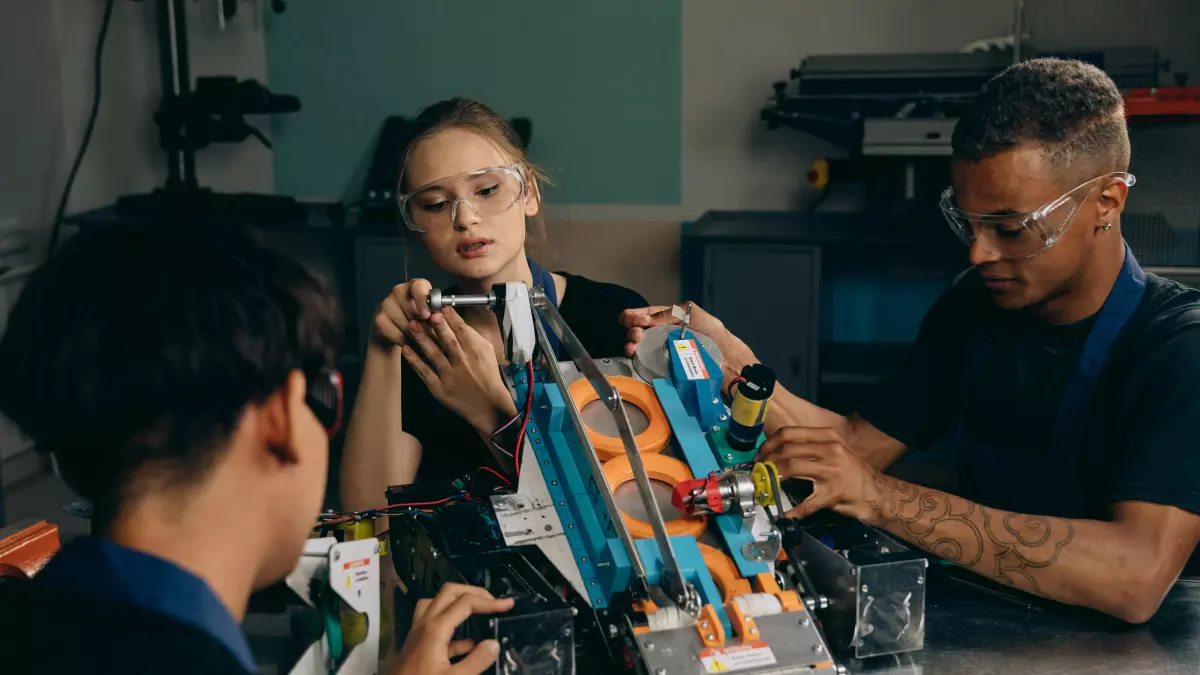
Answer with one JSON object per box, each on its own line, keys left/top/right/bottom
{"left": 939, "top": 171, "right": 1136, "bottom": 260}
{"left": 397, "top": 164, "right": 528, "bottom": 234}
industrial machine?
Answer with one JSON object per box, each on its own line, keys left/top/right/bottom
{"left": 386, "top": 283, "right": 929, "bottom": 674}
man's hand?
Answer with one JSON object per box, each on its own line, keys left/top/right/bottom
{"left": 758, "top": 426, "right": 884, "bottom": 524}
{"left": 619, "top": 302, "right": 728, "bottom": 357}
{"left": 389, "top": 583, "right": 515, "bottom": 675}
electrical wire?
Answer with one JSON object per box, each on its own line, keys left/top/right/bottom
{"left": 49, "top": 0, "right": 117, "bottom": 252}
{"left": 513, "top": 361, "right": 535, "bottom": 477}
{"left": 726, "top": 376, "right": 747, "bottom": 402}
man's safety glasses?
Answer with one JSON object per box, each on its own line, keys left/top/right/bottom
{"left": 306, "top": 368, "right": 343, "bottom": 437}
{"left": 397, "top": 164, "right": 528, "bottom": 234}
{"left": 939, "top": 171, "right": 1136, "bottom": 260}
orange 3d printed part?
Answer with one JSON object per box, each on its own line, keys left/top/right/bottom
{"left": 602, "top": 453, "right": 706, "bottom": 539}
{"left": 569, "top": 375, "right": 671, "bottom": 460}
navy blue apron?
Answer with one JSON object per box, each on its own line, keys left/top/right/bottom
{"left": 528, "top": 257, "right": 561, "bottom": 359}
{"left": 953, "top": 244, "right": 1146, "bottom": 518}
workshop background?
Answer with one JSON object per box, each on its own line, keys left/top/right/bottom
{"left": 2, "top": 0, "right": 1198, "bottom": 542}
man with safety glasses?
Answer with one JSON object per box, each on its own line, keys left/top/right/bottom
{"left": 0, "top": 223, "right": 509, "bottom": 674}
{"left": 624, "top": 57, "right": 1200, "bottom": 623}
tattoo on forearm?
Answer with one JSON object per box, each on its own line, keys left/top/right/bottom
{"left": 865, "top": 474, "right": 1075, "bottom": 592}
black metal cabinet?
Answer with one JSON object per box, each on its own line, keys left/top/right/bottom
{"left": 702, "top": 244, "right": 821, "bottom": 401}
{"left": 682, "top": 210, "right": 963, "bottom": 408}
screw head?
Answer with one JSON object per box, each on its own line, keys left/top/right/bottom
{"left": 800, "top": 617, "right": 810, "bottom": 627}
{"left": 813, "top": 644, "right": 825, "bottom": 653}
{"left": 563, "top": 628, "right": 572, "bottom": 637}
{"left": 712, "top": 398, "right": 720, "bottom": 404}
{"left": 545, "top": 525, "right": 553, "bottom": 531}
{"left": 701, "top": 621, "right": 709, "bottom": 629}
{"left": 719, "top": 414, "right": 728, "bottom": 421}
{"left": 917, "top": 577, "right": 924, "bottom": 585}
{"left": 646, "top": 642, "right": 655, "bottom": 650}
{"left": 710, "top": 426, "right": 721, "bottom": 432}
{"left": 707, "top": 634, "right": 715, "bottom": 641}
{"left": 861, "top": 585, "right": 869, "bottom": 593}
{"left": 724, "top": 454, "right": 733, "bottom": 460}
{"left": 609, "top": 624, "right": 618, "bottom": 637}
{"left": 656, "top": 668, "right": 666, "bottom": 675}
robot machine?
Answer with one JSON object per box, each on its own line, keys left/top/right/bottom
{"left": 383, "top": 282, "right": 930, "bottom": 674}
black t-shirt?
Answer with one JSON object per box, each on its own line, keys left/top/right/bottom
{"left": 404, "top": 272, "right": 648, "bottom": 483}
{"left": 860, "top": 270, "right": 1200, "bottom": 573}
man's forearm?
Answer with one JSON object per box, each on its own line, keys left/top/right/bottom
{"left": 865, "top": 475, "right": 1157, "bottom": 622}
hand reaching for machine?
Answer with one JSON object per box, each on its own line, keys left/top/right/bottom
{"left": 372, "top": 278, "right": 436, "bottom": 347}
{"left": 757, "top": 426, "right": 885, "bottom": 525}
{"left": 389, "top": 583, "right": 515, "bottom": 675}
{"left": 402, "top": 307, "right": 518, "bottom": 435}
{"left": 619, "top": 301, "right": 729, "bottom": 358}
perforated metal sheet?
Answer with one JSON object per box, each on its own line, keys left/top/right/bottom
{"left": 633, "top": 325, "right": 723, "bottom": 382}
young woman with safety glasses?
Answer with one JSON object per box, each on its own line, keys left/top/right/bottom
{"left": 339, "top": 98, "right": 647, "bottom": 515}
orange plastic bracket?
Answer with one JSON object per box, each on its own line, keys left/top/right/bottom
{"left": 727, "top": 599, "right": 761, "bottom": 644}
{"left": 696, "top": 604, "right": 725, "bottom": 648}
{"left": 753, "top": 572, "right": 802, "bottom": 613}
{"left": 698, "top": 543, "right": 752, "bottom": 603}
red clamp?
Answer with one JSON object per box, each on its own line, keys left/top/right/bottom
{"left": 672, "top": 473, "right": 726, "bottom": 517}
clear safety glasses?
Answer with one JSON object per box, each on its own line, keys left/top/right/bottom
{"left": 939, "top": 171, "right": 1136, "bottom": 260}
{"left": 397, "top": 164, "right": 528, "bottom": 234}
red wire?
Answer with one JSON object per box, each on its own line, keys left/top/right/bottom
{"left": 379, "top": 495, "right": 463, "bottom": 510}
{"left": 514, "top": 361, "right": 535, "bottom": 478}
{"left": 477, "top": 465, "right": 512, "bottom": 486}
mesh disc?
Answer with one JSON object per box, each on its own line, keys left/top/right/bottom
{"left": 633, "top": 325, "right": 723, "bottom": 382}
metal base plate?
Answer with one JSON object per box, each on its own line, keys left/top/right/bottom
{"left": 635, "top": 610, "right": 839, "bottom": 675}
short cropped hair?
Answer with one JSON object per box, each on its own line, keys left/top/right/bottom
{"left": 952, "top": 57, "right": 1131, "bottom": 182}
{"left": 0, "top": 223, "right": 343, "bottom": 522}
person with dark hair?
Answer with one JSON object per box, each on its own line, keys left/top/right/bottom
{"left": 340, "top": 98, "right": 647, "bottom": 519}
{"left": 0, "top": 222, "right": 511, "bottom": 674}
{"left": 622, "top": 58, "right": 1200, "bottom": 623}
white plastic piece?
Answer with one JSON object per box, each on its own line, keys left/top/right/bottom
{"left": 502, "top": 282, "right": 536, "bottom": 364}
{"left": 646, "top": 606, "right": 690, "bottom": 631}
{"left": 733, "top": 593, "right": 784, "bottom": 618}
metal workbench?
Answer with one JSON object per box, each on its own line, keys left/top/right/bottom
{"left": 858, "top": 578, "right": 1200, "bottom": 674}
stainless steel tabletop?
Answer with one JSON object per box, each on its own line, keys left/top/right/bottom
{"left": 854, "top": 578, "right": 1200, "bottom": 674}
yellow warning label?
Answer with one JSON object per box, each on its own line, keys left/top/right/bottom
{"left": 709, "top": 658, "right": 729, "bottom": 672}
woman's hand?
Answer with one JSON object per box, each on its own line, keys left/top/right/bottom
{"left": 373, "top": 278, "right": 436, "bottom": 347}
{"left": 401, "top": 307, "right": 517, "bottom": 435}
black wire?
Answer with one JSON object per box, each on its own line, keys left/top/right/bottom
{"left": 49, "top": 0, "right": 117, "bottom": 252}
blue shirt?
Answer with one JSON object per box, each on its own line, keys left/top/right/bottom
{"left": 35, "top": 536, "right": 256, "bottom": 672}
